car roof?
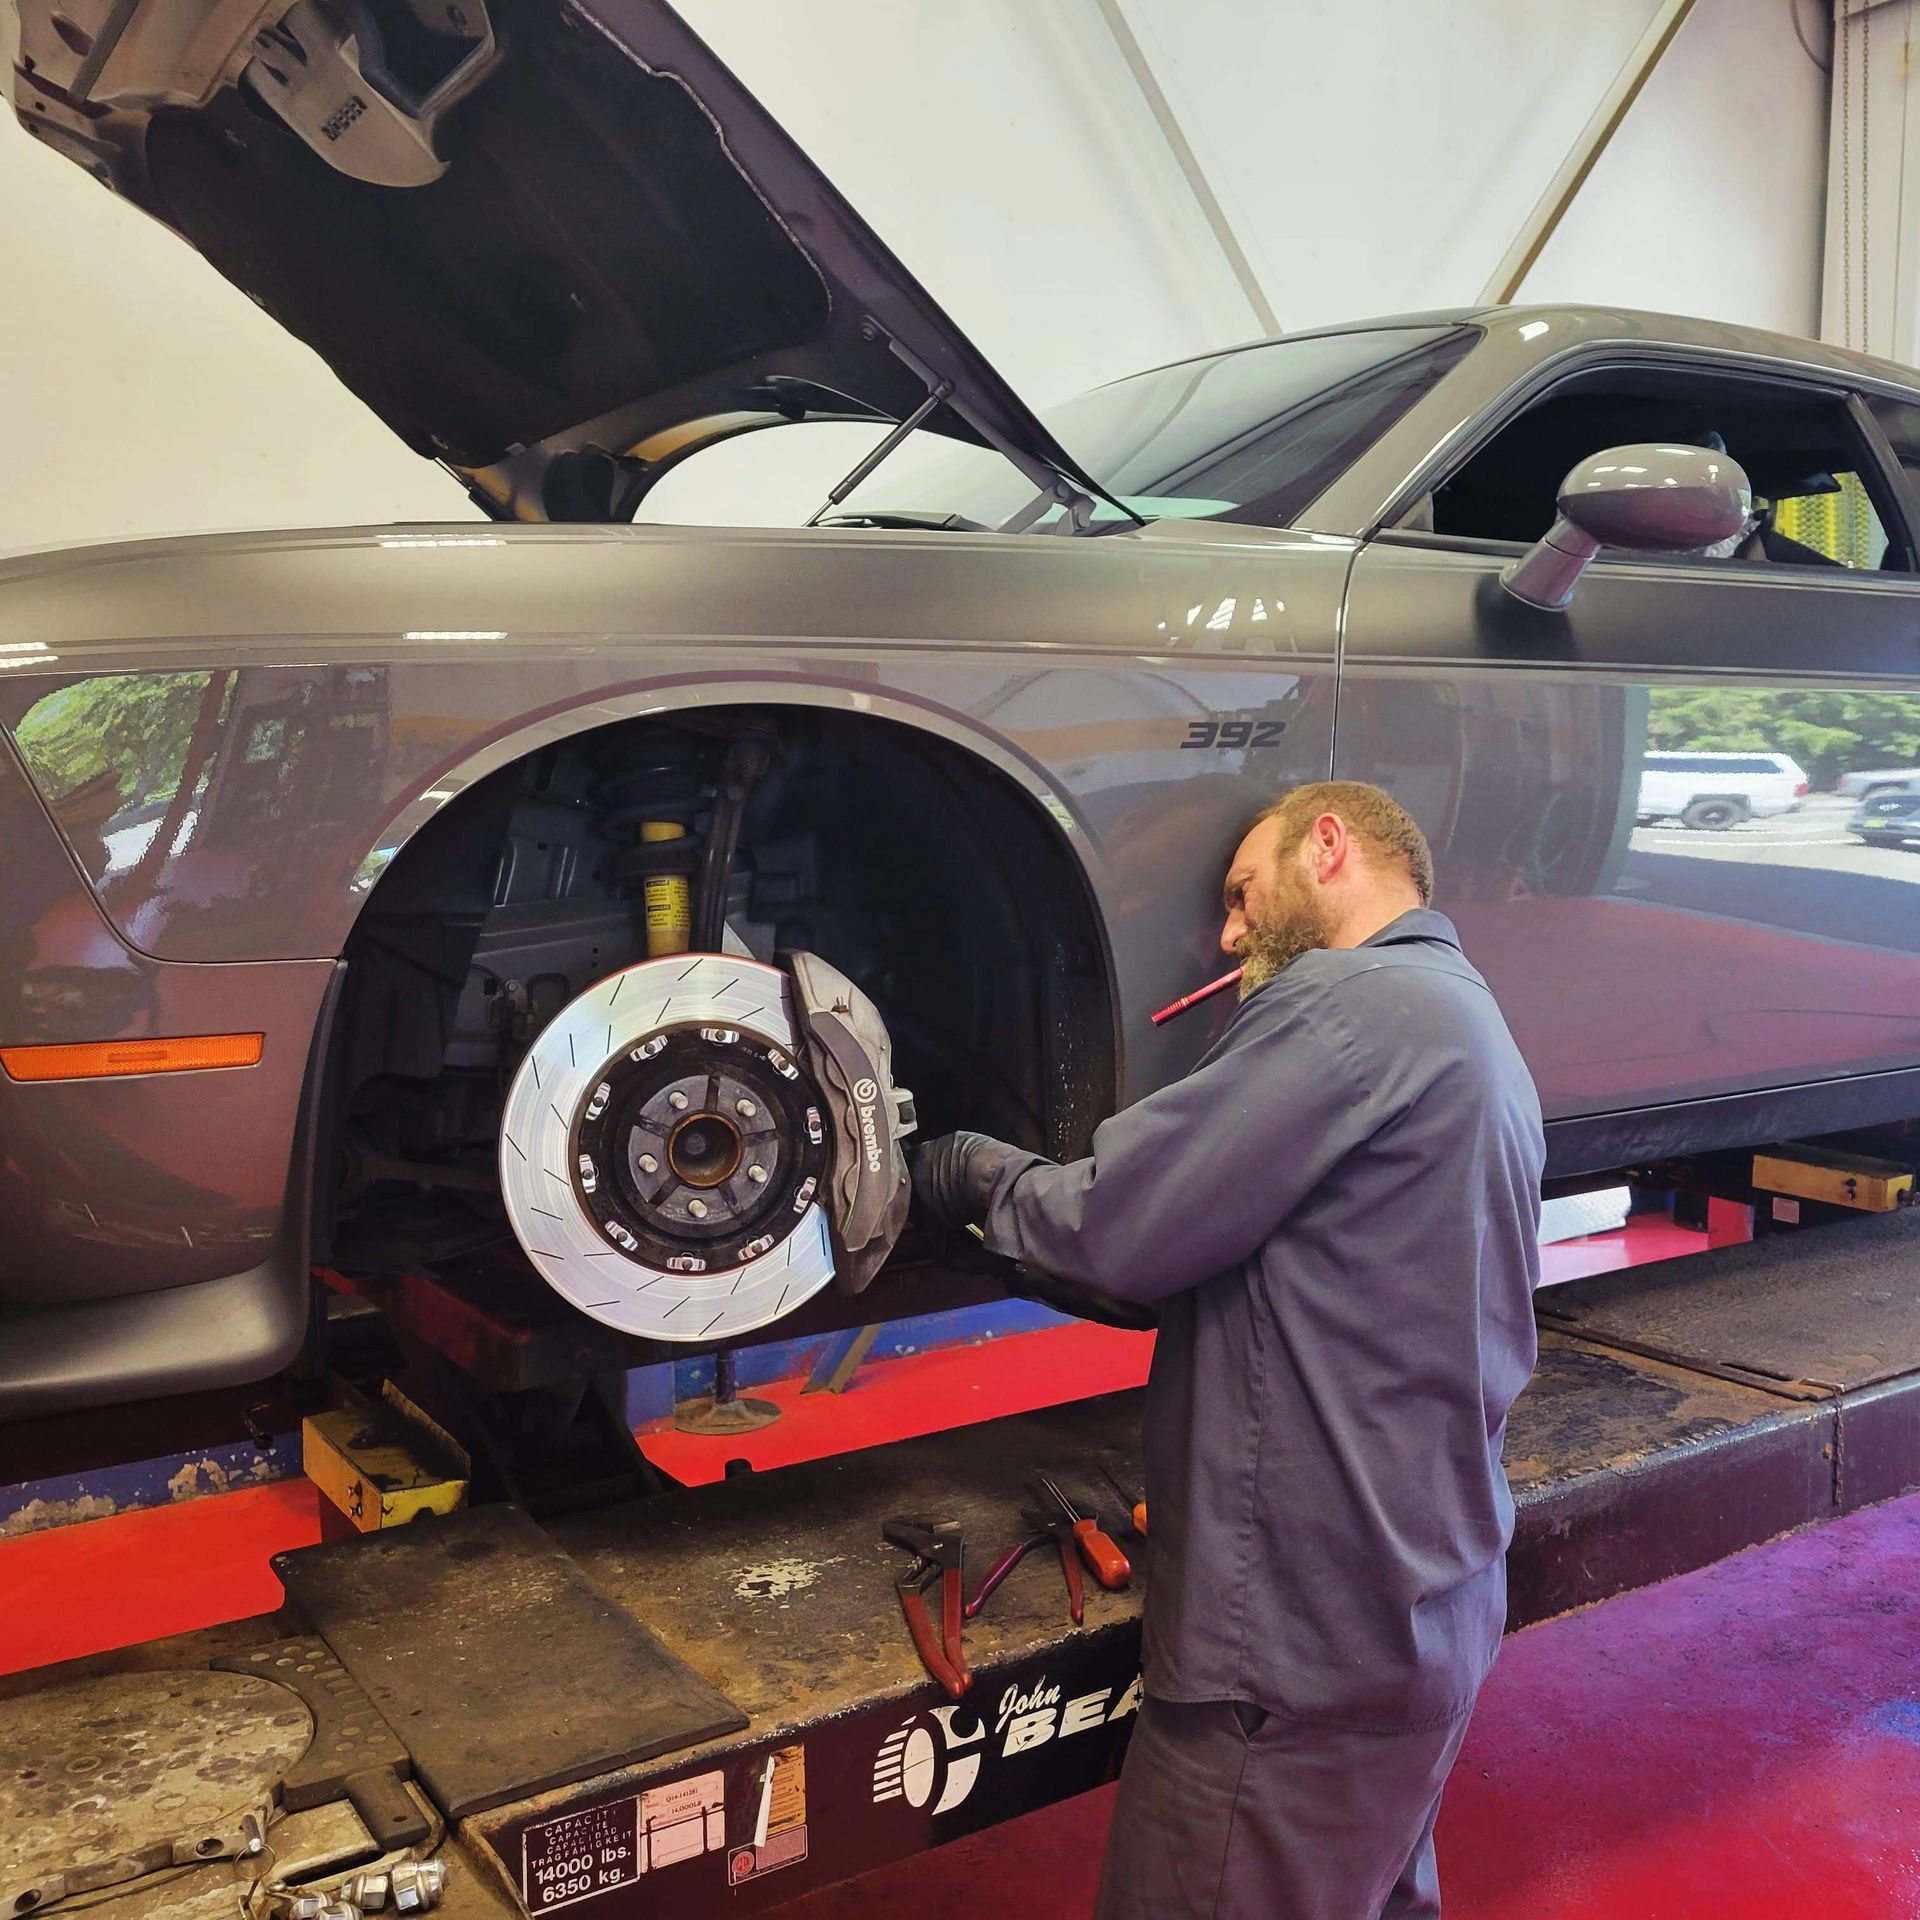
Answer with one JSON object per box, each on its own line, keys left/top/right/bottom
{"left": 1131, "top": 305, "right": 1920, "bottom": 398}
{"left": 1291, "top": 307, "right": 1920, "bottom": 539}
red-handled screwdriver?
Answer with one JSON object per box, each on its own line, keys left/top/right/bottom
{"left": 1036, "top": 1474, "right": 1131, "bottom": 1590}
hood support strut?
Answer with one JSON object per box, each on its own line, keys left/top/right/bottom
{"left": 804, "top": 378, "right": 955, "bottom": 528}
{"left": 873, "top": 325, "right": 1135, "bottom": 536}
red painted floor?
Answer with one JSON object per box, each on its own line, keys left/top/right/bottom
{"left": 1439, "top": 1489, "right": 1920, "bottom": 1920}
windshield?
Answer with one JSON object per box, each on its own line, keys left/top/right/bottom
{"left": 836, "top": 323, "right": 1479, "bottom": 529}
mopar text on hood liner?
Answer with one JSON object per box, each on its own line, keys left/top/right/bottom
{"left": 9, "top": 0, "right": 1100, "bottom": 519}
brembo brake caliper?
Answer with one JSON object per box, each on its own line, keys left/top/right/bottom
{"left": 781, "top": 949, "right": 917, "bottom": 1295}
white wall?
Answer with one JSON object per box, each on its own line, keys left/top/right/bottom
{"left": 0, "top": 113, "right": 478, "bottom": 554}
{"left": 0, "top": 0, "right": 1832, "bottom": 552}
{"left": 1118, "top": 0, "right": 1827, "bottom": 337}
{"left": 1525, "top": 0, "right": 1828, "bottom": 334}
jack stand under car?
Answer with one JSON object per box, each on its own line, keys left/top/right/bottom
{"left": 674, "top": 1349, "right": 784, "bottom": 1436}
{"left": 496, "top": 950, "right": 916, "bottom": 1344}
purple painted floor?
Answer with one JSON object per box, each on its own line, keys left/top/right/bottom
{"left": 784, "top": 1489, "right": 1920, "bottom": 1918}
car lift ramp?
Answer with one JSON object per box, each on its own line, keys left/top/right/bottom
{"left": 1521, "top": 1203, "right": 1920, "bottom": 1623}
{"left": 8, "top": 1208, "right": 1920, "bottom": 1920}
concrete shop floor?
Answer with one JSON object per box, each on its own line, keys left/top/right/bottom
{"left": 6, "top": 1209, "right": 1914, "bottom": 1916}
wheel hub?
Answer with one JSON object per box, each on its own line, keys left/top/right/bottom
{"left": 665, "top": 1111, "right": 744, "bottom": 1190}
{"left": 574, "top": 1026, "right": 825, "bottom": 1268}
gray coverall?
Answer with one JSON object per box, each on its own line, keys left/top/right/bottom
{"left": 976, "top": 909, "right": 1544, "bottom": 1919}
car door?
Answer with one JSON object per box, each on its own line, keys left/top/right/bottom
{"left": 1334, "top": 351, "right": 1920, "bottom": 1164}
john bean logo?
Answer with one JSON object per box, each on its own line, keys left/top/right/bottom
{"left": 871, "top": 1673, "right": 1142, "bottom": 1812}
{"left": 993, "top": 1673, "right": 1142, "bottom": 1757}
{"left": 851, "top": 1077, "right": 883, "bottom": 1173}
{"left": 871, "top": 1705, "right": 985, "bottom": 1813}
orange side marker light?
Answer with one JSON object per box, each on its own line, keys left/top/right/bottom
{"left": 0, "top": 1033, "right": 264, "bottom": 1082}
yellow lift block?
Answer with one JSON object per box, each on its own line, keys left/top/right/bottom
{"left": 1752, "top": 1145, "right": 1915, "bottom": 1217}
{"left": 303, "top": 1380, "right": 470, "bottom": 1531}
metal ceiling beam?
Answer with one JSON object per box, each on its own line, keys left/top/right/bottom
{"left": 1088, "top": 0, "right": 1283, "bottom": 337}
{"left": 1480, "top": 0, "right": 1700, "bottom": 305}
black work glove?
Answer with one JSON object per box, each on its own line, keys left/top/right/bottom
{"left": 910, "top": 1133, "right": 1157, "bottom": 1330}
{"left": 909, "top": 1130, "right": 1022, "bottom": 1233}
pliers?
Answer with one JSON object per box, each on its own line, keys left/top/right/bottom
{"left": 1032, "top": 1473, "right": 1132, "bottom": 1590}
{"left": 883, "top": 1516, "right": 971, "bottom": 1699}
{"left": 965, "top": 1506, "right": 1085, "bottom": 1624}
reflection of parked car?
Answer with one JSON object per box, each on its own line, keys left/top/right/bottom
{"left": 1836, "top": 767, "right": 1920, "bottom": 798}
{"left": 1636, "top": 752, "right": 1808, "bottom": 829}
{"left": 1850, "top": 792, "right": 1920, "bottom": 845}
{"left": 24, "top": 0, "right": 1920, "bottom": 1418}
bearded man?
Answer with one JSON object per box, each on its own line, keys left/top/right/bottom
{"left": 910, "top": 781, "right": 1544, "bottom": 1920}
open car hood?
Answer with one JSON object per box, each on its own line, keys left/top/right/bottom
{"left": 8, "top": 0, "right": 1102, "bottom": 520}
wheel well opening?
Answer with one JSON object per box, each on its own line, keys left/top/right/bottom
{"left": 317, "top": 705, "right": 1116, "bottom": 1278}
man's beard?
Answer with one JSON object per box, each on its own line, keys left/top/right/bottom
{"left": 1237, "top": 869, "right": 1331, "bottom": 998}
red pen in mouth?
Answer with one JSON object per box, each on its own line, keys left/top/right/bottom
{"left": 1149, "top": 967, "right": 1244, "bottom": 1026}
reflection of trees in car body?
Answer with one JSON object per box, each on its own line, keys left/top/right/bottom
{"left": 1337, "top": 676, "right": 1637, "bottom": 904}
{"left": 14, "top": 671, "right": 236, "bottom": 891}
{"left": 1646, "top": 684, "right": 1920, "bottom": 789}
{"left": 196, "top": 667, "right": 391, "bottom": 847}
{"left": 14, "top": 665, "right": 394, "bottom": 949}
{"left": 14, "top": 671, "right": 222, "bottom": 815}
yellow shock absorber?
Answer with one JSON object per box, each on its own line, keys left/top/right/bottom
{"left": 641, "top": 820, "right": 692, "bottom": 956}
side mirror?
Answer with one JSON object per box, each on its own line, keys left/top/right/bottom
{"left": 1500, "top": 444, "right": 1753, "bottom": 611}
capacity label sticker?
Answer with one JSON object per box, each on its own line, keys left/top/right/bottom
{"left": 521, "top": 1801, "right": 639, "bottom": 1911}
{"left": 519, "top": 1769, "right": 727, "bottom": 1907}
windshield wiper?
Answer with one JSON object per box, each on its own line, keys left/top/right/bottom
{"left": 815, "top": 509, "right": 994, "bottom": 533}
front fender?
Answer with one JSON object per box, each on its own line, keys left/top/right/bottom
{"left": 0, "top": 521, "right": 1345, "bottom": 1095}
{"left": 0, "top": 732, "right": 334, "bottom": 1322}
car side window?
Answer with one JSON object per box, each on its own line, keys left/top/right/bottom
{"left": 1863, "top": 392, "right": 1920, "bottom": 502}
{"left": 1412, "top": 363, "right": 1916, "bottom": 574}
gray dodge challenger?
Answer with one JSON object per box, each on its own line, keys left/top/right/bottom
{"left": 10, "top": 0, "right": 1920, "bottom": 1419}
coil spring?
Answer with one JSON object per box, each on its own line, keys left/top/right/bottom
{"left": 591, "top": 740, "right": 704, "bottom": 892}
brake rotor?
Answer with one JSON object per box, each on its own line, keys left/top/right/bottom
{"left": 498, "top": 955, "right": 836, "bottom": 1341}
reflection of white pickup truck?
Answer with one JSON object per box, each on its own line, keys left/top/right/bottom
{"left": 1637, "top": 752, "right": 1808, "bottom": 830}
{"left": 1835, "top": 767, "right": 1920, "bottom": 798}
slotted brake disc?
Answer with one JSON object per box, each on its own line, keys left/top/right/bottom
{"left": 499, "top": 955, "right": 839, "bottom": 1341}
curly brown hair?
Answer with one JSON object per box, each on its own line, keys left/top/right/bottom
{"left": 1259, "top": 781, "right": 1434, "bottom": 906}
